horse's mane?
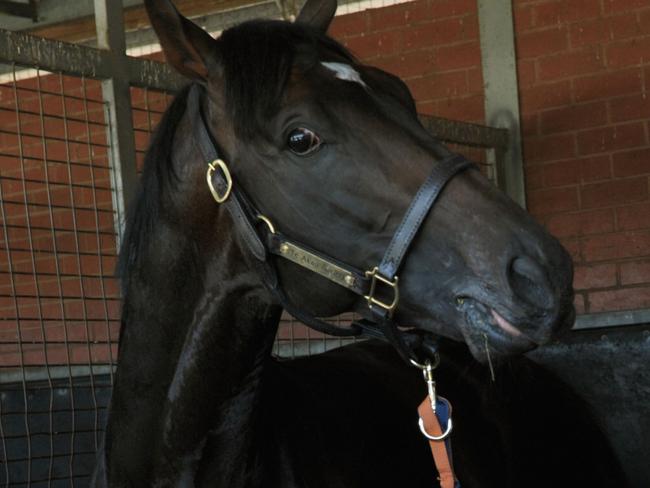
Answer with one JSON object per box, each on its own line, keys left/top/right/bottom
{"left": 117, "top": 20, "right": 354, "bottom": 293}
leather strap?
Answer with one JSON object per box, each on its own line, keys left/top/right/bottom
{"left": 189, "top": 86, "right": 267, "bottom": 262}
{"left": 418, "top": 397, "right": 460, "bottom": 488}
{"left": 378, "top": 154, "right": 473, "bottom": 280}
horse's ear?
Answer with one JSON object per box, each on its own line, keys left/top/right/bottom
{"left": 295, "top": 0, "right": 337, "bottom": 33}
{"left": 144, "top": 0, "right": 217, "bottom": 81}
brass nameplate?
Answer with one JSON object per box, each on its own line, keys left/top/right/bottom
{"left": 278, "top": 241, "right": 356, "bottom": 289}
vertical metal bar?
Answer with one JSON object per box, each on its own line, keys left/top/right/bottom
{"left": 94, "top": 0, "right": 137, "bottom": 244}
{"left": 10, "top": 62, "right": 33, "bottom": 488}
{"left": 56, "top": 74, "right": 79, "bottom": 486}
{"left": 79, "top": 76, "right": 104, "bottom": 448}
{"left": 0, "top": 158, "right": 20, "bottom": 488}
{"left": 34, "top": 67, "right": 57, "bottom": 488}
{"left": 0, "top": 396, "right": 9, "bottom": 487}
{"left": 477, "top": 0, "right": 526, "bottom": 208}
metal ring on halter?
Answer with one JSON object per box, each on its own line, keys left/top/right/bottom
{"left": 418, "top": 416, "right": 453, "bottom": 441}
{"left": 207, "top": 159, "right": 232, "bottom": 203}
{"left": 257, "top": 215, "right": 276, "bottom": 234}
{"left": 409, "top": 353, "right": 440, "bottom": 371}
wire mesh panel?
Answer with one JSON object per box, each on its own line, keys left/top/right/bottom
{"left": 0, "top": 65, "right": 118, "bottom": 487}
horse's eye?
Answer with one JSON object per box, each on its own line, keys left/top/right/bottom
{"left": 287, "top": 128, "right": 322, "bottom": 156}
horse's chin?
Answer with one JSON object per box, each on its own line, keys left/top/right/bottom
{"left": 456, "top": 298, "right": 539, "bottom": 363}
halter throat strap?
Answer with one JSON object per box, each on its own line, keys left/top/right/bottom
{"left": 188, "top": 84, "right": 475, "bottom": 362}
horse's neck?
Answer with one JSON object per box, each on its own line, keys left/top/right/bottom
{"left": 105, "top": 104, "right": 279, "bottom": 486}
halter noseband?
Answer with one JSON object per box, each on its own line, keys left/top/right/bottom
{"left": 190, "top": 85, "right": 476, "bottom": 364}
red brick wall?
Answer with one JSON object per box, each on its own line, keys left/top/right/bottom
{"left": 3, "top": 0, "right": 650, "bottom": 370}
{"left": 331, "top": 0, "right": 650, "bottom": 316}
{"left": 0, "top": 75, "right": 170, "bottom": 369}
{"left": 331, "top": 0, "right": 484, "bottom": 123}
{"left": 513, "top": 0, "right": 650, "bottom": 314}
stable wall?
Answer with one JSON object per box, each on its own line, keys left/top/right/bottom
{"left": 330, "top": 0, "right": 650, "bottom": 317}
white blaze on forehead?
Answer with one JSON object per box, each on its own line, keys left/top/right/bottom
{"left": 321, "top": 62, "right": 367, "bottom": 88}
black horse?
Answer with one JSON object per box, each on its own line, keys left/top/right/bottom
{"left": 92, "top": 0, "right": 627, "bottom": 486}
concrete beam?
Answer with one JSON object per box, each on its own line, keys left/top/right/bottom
{"left": 477, "top": 0, "right": 526, "bottom": 208}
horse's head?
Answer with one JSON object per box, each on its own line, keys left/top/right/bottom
{"left": 144, "top": 0, "right": 574, "bottom": 362}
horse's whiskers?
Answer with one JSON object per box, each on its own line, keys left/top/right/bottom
{"left": 483, "top": 333, "right": 496, "bottom": 382}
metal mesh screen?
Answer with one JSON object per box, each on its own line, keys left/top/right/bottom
{"left": 0, "top": 66, "right": 118, "bottom": 487}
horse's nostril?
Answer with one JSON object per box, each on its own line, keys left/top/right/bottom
{"left": 508, "top": 256, "right": 553, "bottom": 310}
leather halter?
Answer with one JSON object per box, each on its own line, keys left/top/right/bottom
{"left": 189, "top": 85, "right": 476, "bottom": 363}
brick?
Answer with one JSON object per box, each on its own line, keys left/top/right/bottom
{"left": 577, "top": 123, "right": 646, "bottom": 155}
{"left": 435, "top": 94, "right": 484, "bottom": 122}
{"left": 528, "top": 186, "right": 580, "bottom": 216}
{"left": 608, "top": 12, "right": 643, "bottom": 40}
{"left": 540, "top": 102, "right": 607, "bottom": 135}
{"left": 641, "top": 9, "right": 650, "bottom": 33}
{"left": 525, "top": 164, "right": 544, "bottom": 190}
{"left": 435, "top": 42, "right": 481, "bottom": 71}
{"left": 574, "top": 293, "right": 586, "bottom": 314}
{"left": 569, "top": 18, "right": 609, "bottom": 48}
{"left": 609, "top": 93, "right": 650, "bottom": 123}
{"left": 616, "top": 202, "right": 650, "bottom": 231}
{"left": 516, "top": 27, "right": 568, "bottom": 59}
{"left": 620, "top": 259, "right": 650, "bottom": 285}
{"left": 580, "top": 155, "right": 612, "bottom": 182}
{"left": 589, "top": 286, "right": 650, "bottom": 312}
{"left": 580, "top": 177, "right": 648, "bottom": 208}
{"left": 467, "top": 67, "right": 484, "bottom": 94}
{"left": 603, "top": 0, "right": 650, "bottom": 14}
{"left": 612, "top": 148, "right": 650, "bottom": 177}
{"left": 374, "top": 50, "right": 436, "bottom": 79}
{"left": 368, "top": 3, "right": 416, "bottom": 31}
{"left": 514, "top": 4, "right": 534, "bottom": 31}
{"left": 534, "top": 0, "right": 602, "bottom": 27}
{"left": 606, "top": 38, "right": 650, "bottom": 69}
{"left": 406, "top": 71, "right": 468, "bottom": 102}
{"left": 429, "top": 0, "right": 476, "bottom": 18}
{"left": 573, "top": 69, "right": 643, "bottom": 103}
{"left": 582, "top": 230, "right": 650, "bottom": 261}
{"left": 546, "top": 208, "right": 615, "bottom": 237}
{"left": 517, "top": 59, "right": 537, "bottom": 87}
{"left": 557, "top": 237, "right": 584, "bottom": 264}
{"left": 538, "top": 47, "right": 605, "bottom": 81}
{"left": 521, "top": 113, "right": 540, "bottom": 137}
{"left": 523, "top": 133, "right": 576, "bottom": 163}
{"left": 543, "top": 159, "right": 582, "bottom": 187}
{"left": 402, "top": 18, "right": 467, "bottom": 49}
{"left": 330, "top": 12, "right": 368, "bottom": 38}
{"left": 574, "top": 263, "right": 618, "bottom": 290}
{"left": 519, "top": 80, "right": 572, "bottom": 113}
{"left": 345, "top": 30, "right": 402, "bottom": 59}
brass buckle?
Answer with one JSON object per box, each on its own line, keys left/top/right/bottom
{"left": 206, "top": 159, "right": 232, "bottom": 203}
{"left": 364, "top": 266, "right": 399, "bottom": 316}
{"left": 257, "top": 214, "right": 276, "bottom": 234}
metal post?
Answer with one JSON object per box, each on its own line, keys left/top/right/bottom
{"left": 94, "top": 0, "right": 138, "bottom": 243}
{"left": 477, "top": 0, "right": 526, "bottom": 208}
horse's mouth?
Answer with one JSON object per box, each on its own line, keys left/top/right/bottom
{"left": 456, "top": 298, "right": 538, "bottom": 361}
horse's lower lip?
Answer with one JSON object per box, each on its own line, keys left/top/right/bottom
{"left": 457, "top": 298, "right": 537, "bottom": 357}
{"left": 491, "top": 309, "right": 524, "bottom": 338}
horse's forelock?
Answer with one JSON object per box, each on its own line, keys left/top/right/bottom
{"left": 218, "top": 19, "right": 354, "bottom": 140}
